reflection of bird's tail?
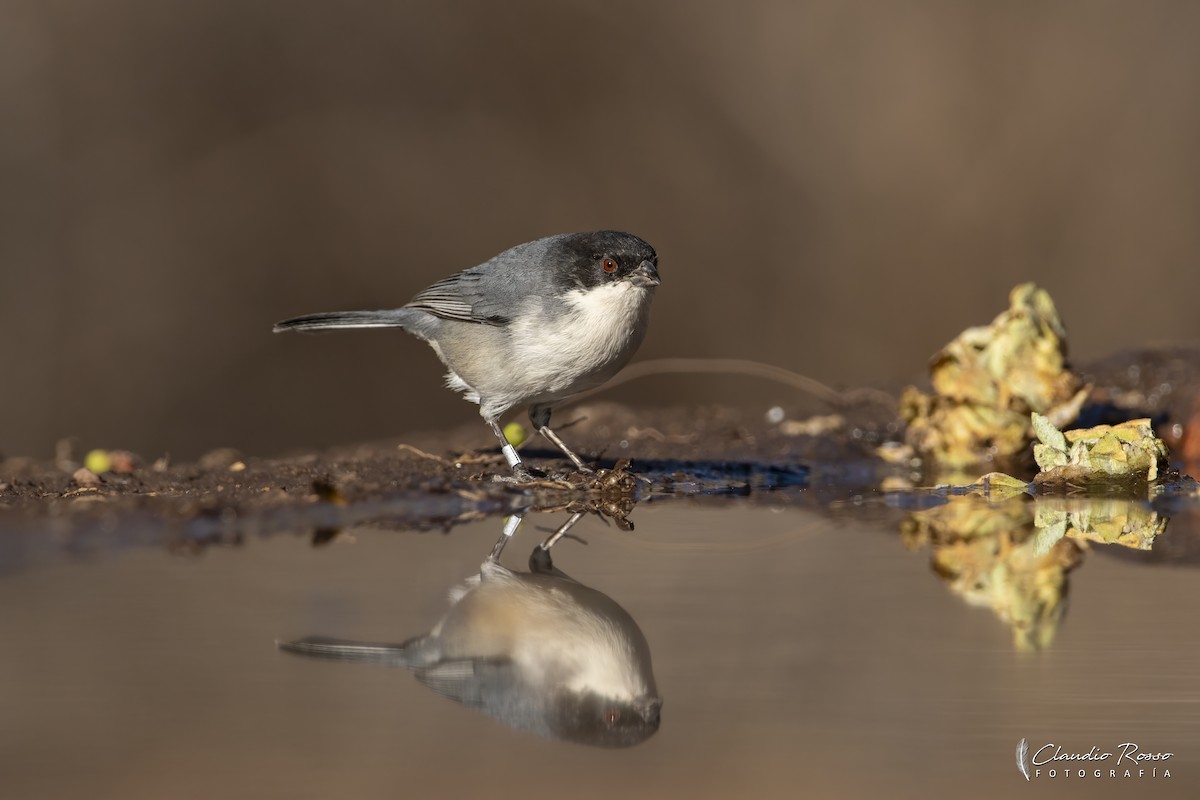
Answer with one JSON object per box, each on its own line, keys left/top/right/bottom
{"left": 273, "top": 309, "right": 419, "bottom": 333}
{"left": 277, "top": 635, "right": 420, "bottom": 667}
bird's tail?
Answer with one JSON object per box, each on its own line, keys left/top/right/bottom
{"left": 277, "top": 635, "right": 425, "bottom": 667}
{"left": 272, "top": 309, "right": 417, "bottom": 333}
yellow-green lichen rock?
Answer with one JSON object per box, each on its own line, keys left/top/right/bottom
{"left": 900, "top": 283, "right": 1087, "bottom": 469}
{"left": 1032, "top": 414, "right": 1168, "bottom": 486}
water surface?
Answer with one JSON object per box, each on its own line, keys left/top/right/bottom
{"left": 2, "top": 498, "right": 1197, "bottom": 798}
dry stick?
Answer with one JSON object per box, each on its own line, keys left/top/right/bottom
{"left": 398, "top": 442, "right": 503, "bottom": 466}
{"left": 526, "top": 358, "right": 891, "bottom": 455}
{"left": 572, "top": 357, "right": 895, "bottom": 408}
{"left": 396, "top": 443, "right": 451, "bottom": 463}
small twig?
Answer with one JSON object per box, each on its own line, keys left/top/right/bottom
{"left": 624, "top": 426, "right": 697, "bottom": 444}
{"left": 571, "top": 357, "right": 896, "bottom": 408}
{"left": 452, "top": 450, "right": 504, "bottom": 465}
{"left": 397, "top": 443, "right": 507, "bottom": 467}
{"left": 396, "top": 443, "right": 451, "bottom": 464}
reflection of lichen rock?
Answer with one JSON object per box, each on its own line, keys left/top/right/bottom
{"left": 1033, "top": 498, "right": 1167, "bottom": 551}
{"left": 1032, "top": 414, "right": 1169, "bottom": 487}
{"left": 932, "top": 532, "right": 1082, "bottom": 652}
{"left": 900, "top": 283, "right": 1088, "bottom": 469}
{"left": 902, "top": 497, "right": 1084, "bottom": 651}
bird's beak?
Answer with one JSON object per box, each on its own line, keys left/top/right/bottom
{"left": 627, "top": 260, "right": 660, "bottom": 288}
{"left": 640, "top": 697, "right": 663, "bottom": 724}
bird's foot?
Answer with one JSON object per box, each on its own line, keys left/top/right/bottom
{"left": 496, "top": 464, "right": 546, "bottom": 483}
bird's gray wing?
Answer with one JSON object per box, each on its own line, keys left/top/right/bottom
{"left": 416, "top": 657, "right": 554, "bottom": 738}
{"left": 404, "top": 237, "right": 564, "bottom": 325}
{"left": 414, "top": 657, "right": 520, "bottom": 709}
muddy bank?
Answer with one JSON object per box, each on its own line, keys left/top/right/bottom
{"left": 0, "top": 403, "right": 847, "bottom": 530}
{"left": 2, "top": 347, "right": 1199, "bottom": 533}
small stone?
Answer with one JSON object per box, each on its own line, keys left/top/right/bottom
{"left": 73, "top": 468, "right": 101, "bottom": 486}
{"left": 108, "top": 450, "right": 138, "bottom": 473}
{"left": 198, "top": 448, "right": 241, "bottom": 470}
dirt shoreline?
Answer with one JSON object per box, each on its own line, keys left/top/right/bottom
{"left": 3, "top": 346, "right": 1199, "bottom": 531}
{"left": 0, "top": 403, "right": 849, "bottom": 529}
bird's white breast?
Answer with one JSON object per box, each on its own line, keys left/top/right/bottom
{"left": 506, "top": 282, "right": 654, "bottom": 406}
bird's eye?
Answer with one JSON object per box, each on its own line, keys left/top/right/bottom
{"left": 601, "top": 258, "right": 618, "bottom": 273}
{"left": 604, "top": 708, "right": 621, "bottom": 725}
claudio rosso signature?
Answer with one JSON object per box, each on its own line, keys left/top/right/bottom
{"left": 1015, "top": 739, "right": 1174, "bottom": 780}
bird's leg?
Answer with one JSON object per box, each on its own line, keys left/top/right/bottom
{"left": 486, "top": 418, "right": 534, "bottom": 480}
{"left": 529, "top": 511, "right": 585, "bottom": 574}
{"left": 539, "top": 426, "right": 591, "bottom": 471}
{"left": 541, "top": 511, "right": 585, "bottom": 551}
{"left": 529, "top": 405, "right": 594, "bottom": 473}
{"left": 487, "top": 513, "right": 524, "bottom": 562}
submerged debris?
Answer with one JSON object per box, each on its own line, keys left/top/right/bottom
{"left": 564, "top": 459, "right": 641, "bottom": 494}
{"left": 974, "top": 471, "right": 1032, "bottom": 499}
{"left": 898, "top": 283, "right": 1088, "bottom": 472}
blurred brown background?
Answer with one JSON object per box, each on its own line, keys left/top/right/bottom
{"left": 3, "top": 0, "right": 1199, "bottom": 461}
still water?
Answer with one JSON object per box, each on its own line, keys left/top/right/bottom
{"left": 2, "top": 495, "right": 1198, "bottom": 799}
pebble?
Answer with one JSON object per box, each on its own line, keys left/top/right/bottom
{"left": 73, "top": 468, "right": 101, "bottom": 486}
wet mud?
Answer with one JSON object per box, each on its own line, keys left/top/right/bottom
{"left": 2, "top": 347, "right": 1200, "bottom": 553}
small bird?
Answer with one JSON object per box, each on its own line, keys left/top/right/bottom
{"left": 279, "top": 514, "right": 662, "bottom": 747}
{"left": 274, "top": 231, "right": 660, "bottom": 479}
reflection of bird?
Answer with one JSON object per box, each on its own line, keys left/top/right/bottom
{"left": 280, "top": 517, "right": 661, "bottom": 747}
{"left": 273, "top": 231, "right": 660, "bottom": 479}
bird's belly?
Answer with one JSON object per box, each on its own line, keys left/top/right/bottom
{"left": 431, "top": 284, "right": 654, "bottom": 415}
{"left": 509, "top": 303, "right": 649, "bottom": 405}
